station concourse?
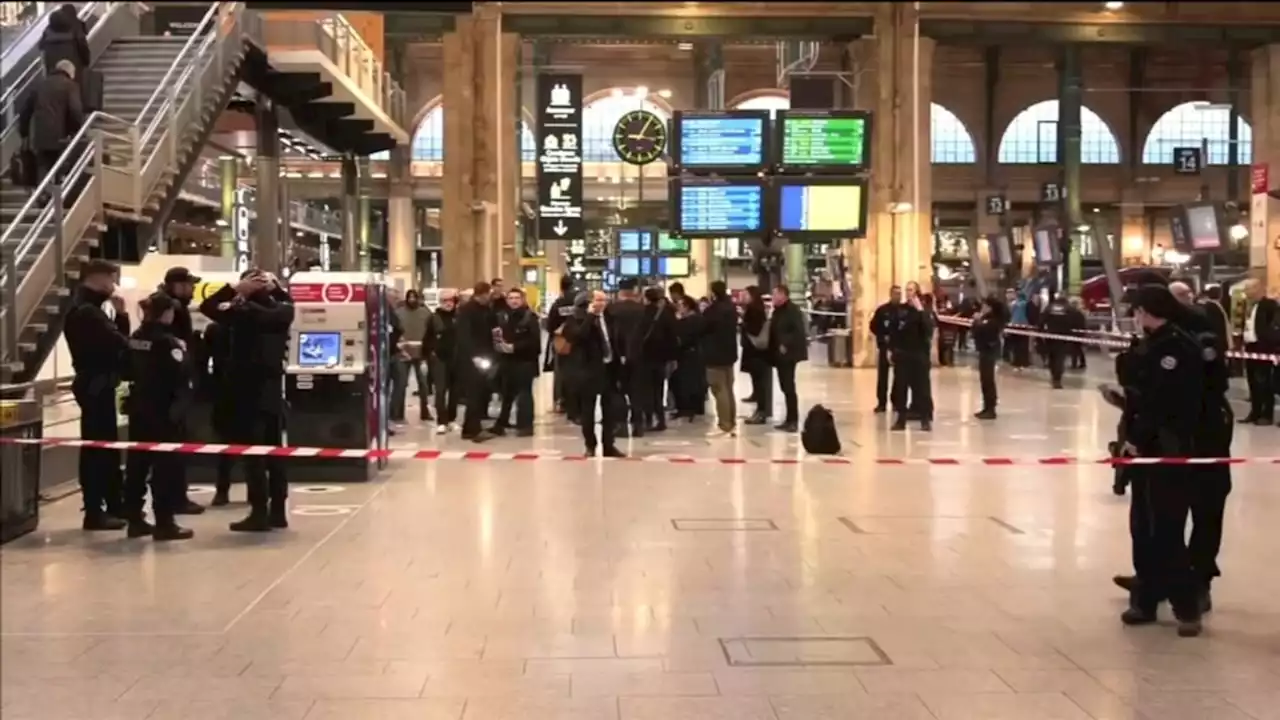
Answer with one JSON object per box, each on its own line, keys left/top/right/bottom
{"left": 2, "top": 2, "right": 1280, "bottom": 720}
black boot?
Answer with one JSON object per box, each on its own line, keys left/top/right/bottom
{"left": 744, "top": 412, "right": 768, "bottom": 426}
{"left": 175, "top": 499, "right": 205, "bottom": 515}
{"left": 83, "top": 513, "right": 127, "bottom": 531}
{"left": 152, "top": 523, "right": 194, "bottom": 541}
{"left": 890, "top": 417, "right": 907, "bottom": 432}
{"left": 974, "top": 409, "right": 997, "bottom": 420}
{"left": 268, "top": 503, "right": 289, "bottom": 529}
{"left": 127, "top": 517, "right": 154, "bottom": 539}
{"left": 229, "top": 511, "right": 273, "bottom": 532}
{"left": 1120, "top": 606, "right": 1158, "bottom": 626}
{"left": 211, "top": 491, "right": 230, "bottom": 507}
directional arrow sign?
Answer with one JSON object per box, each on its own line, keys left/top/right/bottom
{"left": 553, "top": 220, "right": 568, "bottom": 236}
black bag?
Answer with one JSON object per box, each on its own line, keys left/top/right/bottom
{"left": 81, "top": 69, "right": 104, "bottom": 114}
{"left": 801, "top": 404, "right": 841, "bottom": 455}
{"left": 6, "top": 144, "right": 37, "bottom": 188}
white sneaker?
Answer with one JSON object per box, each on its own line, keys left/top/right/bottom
{"left": 706, "top": 428, "right": 737, "bottom": 439}
{"left": 436, "top": 424, "right": 449, "bottom": 435}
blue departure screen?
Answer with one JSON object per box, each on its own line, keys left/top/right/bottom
{"left": 679, "top": 116, "right": 765, "bottom": 167}
{"left": 679, "top": 184, "right": 763, "bottom": 234}
{"left": 618, "top": 230, "right": 653, "bottom": 252}
{"left": 619, "top": 256, "right": 653, "bottom": 276}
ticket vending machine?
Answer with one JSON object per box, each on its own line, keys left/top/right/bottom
{"left": 283, "top": 272, "right": 390, "bottom": 482}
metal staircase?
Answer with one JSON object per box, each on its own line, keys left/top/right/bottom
{"left": 0, "top": 3, "right": 260, "bottom": 387}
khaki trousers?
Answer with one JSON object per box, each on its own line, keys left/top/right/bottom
{"left": 705, "top": 365, "right": 736, "bottom": 432}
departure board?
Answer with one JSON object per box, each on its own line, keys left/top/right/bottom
{"left": 778, "top": 111, "right": 870, "bottom": 170}
{"left": 675, "top": 112, "right": 767, "bottom": 169}
{"left": 677, "top": 182, "right": 764, "bottom": 235}
{"left": 777, "top": 182, "right": 867, "bottom": 235}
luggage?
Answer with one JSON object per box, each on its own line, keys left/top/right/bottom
{"left": 801, "top": 404, "right": 841, "bottom": 455}
{"left": 81, "top": 69, "right": 104, "bottom": 114}
{"left": 6, "top": 143, "right": 37, "bottom": 188}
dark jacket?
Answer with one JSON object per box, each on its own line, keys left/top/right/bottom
{"left": 740, "top": 301, "right": 769, "bottom": 365}
{"left": 1121, "top": 322, "right": 1205, "bottom": 457}
{"left": 124, "top": 321, "right": 193, "bottom": 425}
{"left": 198, "top": 284, "right": 294, "bottom": 387}
{"left": 870, "top": 301, "right": 897, "bottom": 349}
{"left": 499, "top": 306, "right": 542, "bottom": 365}
{"left": 970, "top": 312, "right": 1004, "bottom": 354}
{"left": 546, "top": 292, "right": 576, "bottom": 336}
{"left": 40, "top": 18, "right": 91, "bottom": 76}
{"left": 19, "top": 69, "right": 84, "bottom": 152}
{"left": 700, "top": 296, "right": 739, "bottom": 368}
{"left": 1246, "top": 297, "right": 1280, "bottom": 349}
{"left": 768, "top": 301, "right": 809, "bottom": 364}
{"left": 604, "top": 298, "right": 646, "bottom": 365}
{"left": 888, "top": 303, "right": 932, "bottom": 355}
{"left": 455, "top": 298, "right": 497, "bottom": 372}
{"left": 64, "top": 286, "right": 131, "bottom": 380}
{"left": 674, "top": 312, "right": 705, "bottom": 363}
{"left": 428, "top": 306, "right": 458, "bottom": 364}
{"left": 1039, "top": 299, "right": 1073, "bottom": 336}
{"left": 564, "top": 310, "right": 615, "bottom": 387}
{"left": 641, "top": 302, "right": 677, "bottom": 365}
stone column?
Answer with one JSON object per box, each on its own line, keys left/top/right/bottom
{"left": 254, "top": 93, "right": 281, "bottom": 273}
{"left": 340, "top": 153, "right": 359, "bottom": 270}
{"left": 693, "top": 41, "right": 725, "bottom": 284}
{"left": 387, "top": 144, "right": 416, "bottom": 289}
{"left": 847, "top": 5, "right": 934, "bottom": 368}
{"left": 1250, "top": 45, "right": 1280, "bottom": 290}
{"left": 1058, "top": 45, "right": 1085, "bottom": 294}
{"left": 441, "top": 16, "right": 478, "bottom": 288}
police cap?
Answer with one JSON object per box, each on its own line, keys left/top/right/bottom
{"left": 1129, "top": 284, "right": 1182, "bottom": 320}
{"left": 141, "top": 291, "right": 179, "bottom": 321}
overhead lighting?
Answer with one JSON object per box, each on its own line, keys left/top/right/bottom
{"left": 635, "top": 86, "right": 649, "bottom": 99}
{"left": 1103, "top": 1, "right": 1124, "bottom": 9}
{"left": 610, "top": 88, "right": 624, "bottom": 98}
{"left": 657, "top": 88, "right": 673, "bottom": 99}
{"left": 677, "top": 42, "right": 693, "bottom": 51}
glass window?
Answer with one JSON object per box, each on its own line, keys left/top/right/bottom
{"left": 931, "top": 103, "right": 977, "bottom": 164}
{"left": 997, "top": 100, "right": 1121, "bottom": 164}
{"left": 371, "top": 104, "right": 536, "bottom": 161}
{"left": 733, "top": 93, "right": 790, "bottom": 118}
{"left": 583, "top": 91, "right": 672, "bottom": 162}
{"left": 1141, "top": 101, "right": 1253, "bottom": 166}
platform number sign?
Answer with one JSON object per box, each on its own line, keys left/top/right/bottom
{"left": 985, "top": 195, "right": 1008, "bottom": 216}
{"left": 1041, "top": 183, "right": 1066, "bottom": 203}
{"left": 1173, "top": 147, "right": 1202, "bottom": 175}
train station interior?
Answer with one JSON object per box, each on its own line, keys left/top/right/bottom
{"left": 2, "top": 2, "right": 1279, "bottom": 719}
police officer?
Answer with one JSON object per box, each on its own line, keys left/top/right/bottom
{"left": 890, "top": 282, "right": 933, "bottom": 432}
{"left": 1039, "top": 293, "right": 1072, "bottom": 389}
{"left": 491, "top": 288, "right": 541, "bottom": 437}
{"left": 456, "top": 281, "right": 497, "bottom": 442}
{"left": 63, "top": 259, "right": 132, "bottom": 530}
{"left": 869, "top": 285, "right": 902, "bottom": 413}
{"left": 1116, "top": 285, "right": 1206, "bottom": 637}
{"left": 545, "top": 276, "right": 577, "bottom": 415}
{"left": 204, "top": 316, "right": 238, "bottom": 506}
{"left": 160, "top": 266, "right": 206, "bottom": 516}
{"left": 199, "top": 269, "right": 295, "bottom": 532}
{"left": 122, "top": 292, "right": 195, "bottom": 541}
{"left": 970, "top": 295, "right": 1006, "bottom": 420}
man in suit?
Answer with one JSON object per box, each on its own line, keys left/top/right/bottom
{"left": 604, "top": 278, "right": 648, "bottom": 437}
{"left": 564, "top": 291, "right": 624, "bottom": 458}
{"left": 1239, "top": 279, "right": 1278, "bottom": 425}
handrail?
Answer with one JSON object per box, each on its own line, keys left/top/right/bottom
{"left": 133, "top": 1, "right": 222, "bottom": 152}
{"left": 139, "top": 16, "right": 222, "bottom": 153}
{"left": 0, "top": 3, "right": 107, "bottom": 109}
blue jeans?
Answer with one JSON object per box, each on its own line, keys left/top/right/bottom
{"left": 390, "top": 358, "right": 431, "bottom": 421}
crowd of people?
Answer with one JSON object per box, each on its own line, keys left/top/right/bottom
{"left": 388, "top": 277, "right": 811, "bottom": 458}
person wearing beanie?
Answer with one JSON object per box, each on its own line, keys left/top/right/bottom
{"left": 18, "top": 57, "right": 84, "bottom": 183}
{"left": 1116, "top": 284, "right": 1207, "bottom": 637}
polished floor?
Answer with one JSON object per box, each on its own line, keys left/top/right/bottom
{"left": 3, "top": 360, "right": 1279, "bottom": 720}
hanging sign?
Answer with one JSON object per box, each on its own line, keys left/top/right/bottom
{"left": 1172, "top": 147, "right": 1202, "bottom": 175}
{"left": 536, "top": 73, "right": 583, "bottom": 243}
{"left": 232, "top": 187, "right": 252, "bottom": 273}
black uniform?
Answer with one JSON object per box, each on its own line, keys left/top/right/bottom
{"left": 428, "top": 304, "right": 460, "bottom": 426}
{"left": 199, "top": 284, "right": 294, "bottom": 529}
{"left": 164, "top": 295, "right": 200, "bottom": 510}
{"left": 869, "top": 301, "right": 898, "bottom": 411}
{"left": 1121, "top": 321, "right": 1206, "bottom": 621}
{"left": 564, "top": 308, "right": 621, "bottom": 455}
{"left": 970, "top": 310, "right": 1004, "bottom": 414}
{"left": 889, "top": 302, "right": 933, "bottom": 426}
{"left": 456, "top": 297, "right": 498, "bottom": 438}
{"left": 123, "top": 318, "right": 194, "bottom": 534}
{"left": 604, "top": 298, "right": 647, "bottom": 436}
{"left": 642, "top": 300, "right": 677, "bottom": 431}
{"left": 493, "top": 305, "right": 541, "bottom": 434}
{"left": 63, "top": 287, "right": 131, "bottom": 524}
{"left": 1039, "top": 298, "right": 1072, "bottom": 388}
{"left": 204, "top": 320, "right": 238, "bottom": 501}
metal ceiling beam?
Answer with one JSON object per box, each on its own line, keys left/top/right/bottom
{"left": 920, "top": 20, "right": 1280, "bottom": 46}
{"left": 503, "top": 15, "right": 872, "bottom": 39}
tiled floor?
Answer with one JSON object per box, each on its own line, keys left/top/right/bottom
{"left": 3, "top": 362, "right": 1279, "bottom": 719}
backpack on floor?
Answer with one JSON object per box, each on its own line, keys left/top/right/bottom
{"left": 801, "top": 404, "right": 841, "bottom": 455}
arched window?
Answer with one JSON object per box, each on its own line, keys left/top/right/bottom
{"left": 730, "top": 94, "right": 976, "bottom": 164}
{"left": 1141, "top": 102, "right": 1253, "bottom": 166}
{"left": 997, "top": 100, "right": 1121, "bottom": 164}
{"left": 373, "top": 105, "right": 537, "bottom": 161}
{"left": 583, "top": 90, "right": 672, "bottom": 162}
{"left": 931, "top": 103, "right": 977, "bottom": 164}
{"left": 732, "top": 93, "right": 790, "bottom": 117}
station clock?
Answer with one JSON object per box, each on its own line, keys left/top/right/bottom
{"left": 611, "top": 110, "right": 667, "bottom": 166}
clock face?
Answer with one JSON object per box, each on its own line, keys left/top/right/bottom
{"left": 612, "top": 110, "right": 667, "bottom": 166}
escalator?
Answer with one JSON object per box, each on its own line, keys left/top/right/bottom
{"left": 0, "top": 2, "right": 260, "bottom": 386}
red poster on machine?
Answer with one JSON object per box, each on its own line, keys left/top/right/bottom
{"left": 289, "top": 283, "right": 368, "bottom": 303}
{"left": 1252, "top": 163, "right": 1269, "bottom": 195}
{"left": 289, "top": 283, "right": 324, "bottom": 302}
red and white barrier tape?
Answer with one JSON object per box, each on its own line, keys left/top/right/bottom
{"left": 1, "top": 437, "right": 1275, "bottom": 466}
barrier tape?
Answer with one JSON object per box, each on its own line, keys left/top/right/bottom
{"left": 799, "top": 307, "right": 1280, "bottom": 363}
{"left": 0, "top": 437, "right": 1275, "bottom": 466}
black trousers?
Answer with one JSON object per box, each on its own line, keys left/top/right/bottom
{"left": 978, "top": 350, "right": 998, "bottom": 410}
{"left": 875, "top": 347, "right": 893, "bottom": 409}
{"left": 495, "top": 362, "right": 536, "bottom": 431}
{"left": 230, "top": 408, "right": 287, "bottom": 514}
{"left": 1047, "top": 342, "right": 1066, "bottom": 386}
{"left": 937, "top": 340, "right": 956, "bottom": 367}
{"left": 775, "top": 360, "right": 799, "bottom": 424}
{"left": 1243, "top": 347, "right": 1275, "bottom": 420}
{"left": 73, "top": 376, "right": 123, "bottom": 516}
{"left": 123, "top": 415, "right": 184, "bottom": 526}
{"left": 891, "top": 351, "right": 933, "bottom": 421}
{"left": 211, "top": 392, "right": 237, "bottom": 497}
{"left": 672, "top": 359, "right": 704, "bottom": 417}
{"left": 749, "top": 358, "right": 774, "bottom": 417}
{"left": 646, "top": 364, "right": 667, "bottom": 427}
{"left": 1189, "top": 469, "right": 1231, "bottom": 589}
{"left": 461, "top": 365, "right": 493, "bottom": 437}
{"left": 578, "top": 380, "right": 617, "bottom": 452}
{"left": 433, "top": 358, "right": 459, "bottom": 425}
{"left": 614, "top": 362, "right": 648, "bottom": 432}
{"left": 1011, "top": 336, "right": 1031, "bottom": 368}
{"left": 1129, "top": 466, "right": 1199, "bottom": 619}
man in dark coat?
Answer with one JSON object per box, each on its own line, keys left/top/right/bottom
{"left": 40, "top": 5, "right": 91, "bottom": 76}
{"left": 767, "top": 285, "right": 809, "bottom": 432}
{"left": 19, "top": 58, "right": 84, "bottom": 182}
{"left": 159, "top": 266, "right": 205, "bottom": 515}
{"left": 456, "top": 282, "right": 498, "bottom": 442}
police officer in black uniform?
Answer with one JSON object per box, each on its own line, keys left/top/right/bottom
{"left": 199, "top": 269, "right": 295, "bottom": 532}
{"left": 159, "top": 266, "right": 206, "bottom": 516}
{"left": 1116, "top": 285, "right": 1207, "bottom": 637}
{"left": 970, "top": 295, "right": 1006, "bottom": 420}
{"left": 546, "top": 276, "right": 576, "bottom": 414}
{"left": 1039, "top": 293, "right": 1072, "bottom": 389}
{"left": 122, "top": 292, "right": 195, "bottom": 541}
{"left": 889, "top": 282, "right": 933, "bottom": 432}
{"left": 869, "top": 285, "right": 902, "bottom": 413}
{"left": 491, "top": 288, "right": 541, "bottom": 437}
{"left": 63, "top": 259, "right": 132, "bottom": 530}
